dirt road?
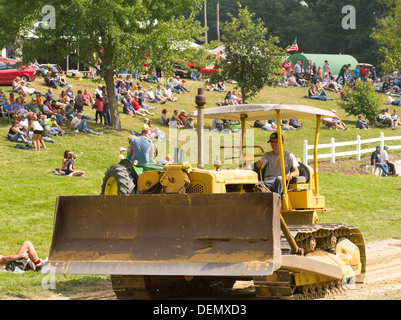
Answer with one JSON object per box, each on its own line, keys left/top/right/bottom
{"left": 323, "top": 237, "right": 401, "bottom": 300}
{"left": 49, "top": 237, "right": 401, "bottom": 300}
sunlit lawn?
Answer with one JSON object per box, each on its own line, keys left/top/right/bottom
{"left": 0, "top": 74, "right": 400, "bottom": 298}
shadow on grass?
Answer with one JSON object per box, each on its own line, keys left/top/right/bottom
{"left": 51, "top": 275, "right": 112, "bottom": 297}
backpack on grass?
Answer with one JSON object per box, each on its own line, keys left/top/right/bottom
{"left": 5, "top": 259, "right": 35, "bottom": 272}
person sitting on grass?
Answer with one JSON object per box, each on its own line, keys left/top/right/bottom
{"left": 44, "top": 71, "right": 58, "bottom": 89}
{"left": 64, "top": 151, "right": 86, "bottom": 177}
{"left": 331, "top": 110, "right": 348, "bottom": 130}
{"left": 287, "top": 73, "right": 301, "bottom": 87}
{"left": 146, "top": 86, "right": 165, "bottom": 104}
{"left": 131, "top": 96, "right": 154, "bottom": 116}
{"left": 53, "top": 149, "right": 71, "bottom": 175}
{"left": 8, "top": 119, "right": 29, "bottom": 143}
{"left": 2, "top": 99, "right": 15, "bottom": 118}
{"left": 138, "top": 91, "right": 156, "bottom": 110}
{"left": 44, "top": 115, "right": 65, "bottom": 136}
{"left": 322, "top": 117, "right": 347, "bottom": 130}
{"left": 169, "top": 109, "right": 185, "bottom": 128}
{"left": 154, "top": 84, "right": 168, "bottom": 103}
{"left": 356, "top": 114, "right": 369, "bottom": 129}
{"left": 378, "top": 108, "right": 397, "bottom": 129}
{"left": 178, "top": 110, "right": 188, "bottom": 124}
{"left": 122, "top": 98, "right": 136, "bottom": 118}
{"left": 143, "top": 117, "right": 167, "bottom": 140}
{"left": 307, "top": 84, "right": 327, "bottom": 101}
{"left": 42, "top": 100, "right": 63, "bottom": 124}
{"left": 185, "top": 117, "right": 195, "bottom": 130}
{"left": 253, "top": 120, "right": 277, "bottom": 132}
{"left": 82, "top": 89, "right": 94, "bottom": 107}
{"left": 391, "top": 109, "right": 401, "bottom": 126}
{"left": 160, "top": 108, "right": 170, "bottom": 126}
{"left": 162, "top": 85, "right": 178, "bottom": 102}
{"left": 68, "top": 113, "right": 103, "bottom": 135}
{"left": 12, "top": 97, "right": 28, "bottom": 117}
{"left": 0, "top": 241, "right": 45, "bottom": 271}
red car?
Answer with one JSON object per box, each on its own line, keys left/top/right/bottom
{"left": 0, "top": 57, "right": 36, "bottom": 85}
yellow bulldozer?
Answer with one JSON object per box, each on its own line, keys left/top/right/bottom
{"left": 43, "top": 89, "right": 365, "bottom": 300}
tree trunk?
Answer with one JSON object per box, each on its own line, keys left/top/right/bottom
{"left": 241, "top": 88, "right": 247, "bottom": 105}
{"left": 104, "top": 68, "right": 121, "bottom": 129}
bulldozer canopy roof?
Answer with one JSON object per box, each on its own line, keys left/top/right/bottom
{"left": 188, "top": 104, "right": 336, "bottom": 121}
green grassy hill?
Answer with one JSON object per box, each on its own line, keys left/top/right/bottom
{"left": 0, "top": 75, "right": 400, "bottom": 299}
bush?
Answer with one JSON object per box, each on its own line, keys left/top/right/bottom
{"left": 338, "top": 79, "right": 381, "bottom": 124}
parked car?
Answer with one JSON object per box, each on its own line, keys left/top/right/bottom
{"left": 172, "top": 62, "right": 192, "bottom": 78}
{"left": 0, "top": 58, "right": 36, "bottom": 85}
{"left": 38, "top": 63, "right": 62, "bottom": 77}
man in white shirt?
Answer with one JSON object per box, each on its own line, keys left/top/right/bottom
{"left": 146, "top": 86, "right": 166, "bottom": 104}
{"left": 68, "top": 113, "right": 103, "bottom": 135}
{"left": 94, "top": 85, "right": 103, "bottom": 99}
{"left": 254, "top": 132, "right": 299, "bottom": 194}
{"left": 381, "top": 145, "right": 397, "bottom": 176}
{"left": 163, "top": 85, "right": 177, "bottom": 102}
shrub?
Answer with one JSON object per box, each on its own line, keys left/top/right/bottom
{"left": 338, "top": 79, "right": 381, "bottom": 124}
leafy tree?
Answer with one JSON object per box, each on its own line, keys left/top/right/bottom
{"left": 338, "top": 79, "right": 381, "bottom": 124}
{"left": 215, "top": 4, "right": 284, "bottom": 102}
{"left": 198, "top": 0, "right": 389, "bottom": 67}
{"left": 0, "top": 0, "right": 204, "bottom": 128}
{"left": 371, "top": 0, "right": 401, "bottom": 74}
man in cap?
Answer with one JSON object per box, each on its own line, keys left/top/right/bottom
{"left": 254, "top": 132, "right": 300, "bottom": 194}
{"left": 178, "top": 109, "right": 188, "bottom": 123}
{"left": 43, "top": 115, "right": 65, "bottom": 136}
{"left": 25, "top": 97, "right": 41, "bottom": 116}
{"left": 371, "top": 145, "right": 389, "bottom": 177}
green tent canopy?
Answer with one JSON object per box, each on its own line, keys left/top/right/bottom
{"left": 288, "top": 53, "right": 359, "bottom": 76}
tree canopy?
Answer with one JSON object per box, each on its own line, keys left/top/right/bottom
{"left": 215, "top": 4, "right": 283, "bottom": 102}
{"left": 371, "top": 0, "right": 401, "bottom": 74}
{"left": 197, "top": 0, "right": 389, "bottom": 66}
{"left": 0, "top": 0, "right": 205, "bottom": 128}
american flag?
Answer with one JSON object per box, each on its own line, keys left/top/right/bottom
{"left": 287, "top": 39, "right": 299, "bottom": 52}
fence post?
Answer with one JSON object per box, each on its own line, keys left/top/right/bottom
{"left": 331, "top": 137, "right": 335, "bottom": 163}
{"left": 356, "top": 135, "right": 361, "bottom": 161}
{"left": 303, "top": 140, "right": 308, "bottom": 165}
{"left": 380, "top": 132, "right": 384, "bottom": 149}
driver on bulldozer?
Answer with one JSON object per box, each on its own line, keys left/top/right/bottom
{"left": 254, "top": 132, "right": 299, "bottom": 194}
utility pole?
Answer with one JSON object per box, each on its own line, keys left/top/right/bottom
{"left": 217, "top": 1, "right": 220, "bottom": 43}
{"left": 204, "top": 1, "right": 208, "bottom": 44}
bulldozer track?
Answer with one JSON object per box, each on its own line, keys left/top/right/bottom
{"left": 110, "top": 224, "right": 364, "bottom": 300}
{"left": 254, "top": 223, "right": 364, "bottom": 300}
{"left": 253, "top": 269, "right": 349, "bottom": 300}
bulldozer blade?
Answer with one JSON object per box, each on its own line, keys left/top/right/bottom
{"left": 43, "top": 193, "right": 282, "bottom": 277}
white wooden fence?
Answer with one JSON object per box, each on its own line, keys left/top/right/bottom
{"left": 303, "top": 132, "right": 401, "bottom": 164}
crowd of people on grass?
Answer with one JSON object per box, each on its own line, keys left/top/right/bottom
{"left": 1, "top": 77, "right": 108, "bottom": 151}
{"left": 4, "top": 57, "right": 401, "bottom": 178}
{"left": 282, "top": 58, "right": 401, "bottom": 130}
